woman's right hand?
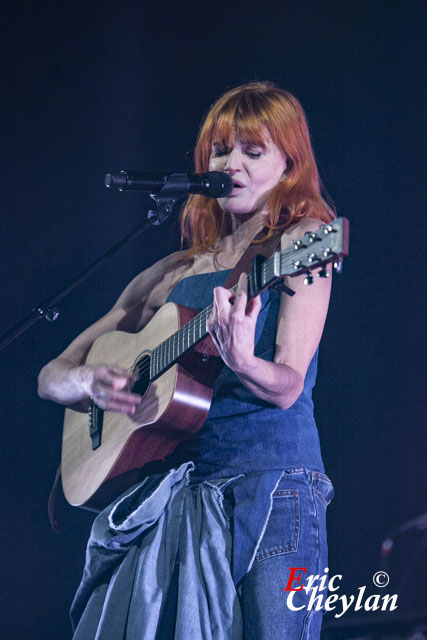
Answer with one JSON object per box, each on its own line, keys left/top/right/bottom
{"left": 82, "top": 364, "right": 142, "bottom": 416}
{"left": 38, "top": 358, "right": 142, "bottom": 416}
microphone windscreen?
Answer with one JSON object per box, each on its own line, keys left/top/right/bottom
{"left": 205, "top": 172, "right": 233, "bottom": 198}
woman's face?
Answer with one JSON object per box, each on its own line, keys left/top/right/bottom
{"left": 208, "top": 130, "right": 287, "bottom": 217}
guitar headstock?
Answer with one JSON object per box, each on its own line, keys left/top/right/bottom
{"left": 278, "top": 217, "right": 350, "bottom": 283}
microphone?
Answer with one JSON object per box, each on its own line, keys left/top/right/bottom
{"left": 104, "top": 171, "right": 233, "bottom": 198}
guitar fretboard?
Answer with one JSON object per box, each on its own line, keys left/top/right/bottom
{"left": 149, "top": 251, "right": 281, "bottom": 379}
{"left": 146, "top": 218, "right": 346, "bottom": 381}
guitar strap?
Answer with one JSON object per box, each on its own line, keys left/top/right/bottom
{"left": 48, "top": 464, "right": 63, "bottom": 533}
{"left": 48, "top": 229, "right": 284, "bottom": 532}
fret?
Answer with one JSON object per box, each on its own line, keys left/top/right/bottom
{"left": 188, "top": 318, "right": 191, "bottom": 346}
{"left": 274, "top": 251, "right": 280, "bottom": 278}
{"left": 162, "top": 341, "right": 166, "bottom": 371}
{"left": 247, "top": 273, "right": 253, "bottom": 296}
{"left": 261, "top": 257, "right": 268, "bottom": 287}
{"left": 152, "top": 347, "right": 156, "bottom": 378}
{"left": 149, "top": 351, "right": 154, "bottom": 379}
{"left": 157, "top": 343, "right": 162, "bottom": 375}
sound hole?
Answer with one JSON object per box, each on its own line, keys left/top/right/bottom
{"left": 131, "top": 353, "right": 151, "bottom": 398}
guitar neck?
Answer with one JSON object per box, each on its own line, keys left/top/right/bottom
{"left": 149, "top": 217, "right": 349, "bottom": 381}
{"left": 149, "top": 252, "right": 280, "bottom": 379}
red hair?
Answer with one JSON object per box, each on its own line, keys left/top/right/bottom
{"left": 180, "top": 81, "right": 335, "bottom": 254}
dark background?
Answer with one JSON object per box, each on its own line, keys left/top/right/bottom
{"left": 1, "top": 1, "right": 426, "bottom": 638}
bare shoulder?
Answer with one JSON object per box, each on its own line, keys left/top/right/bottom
{"left": 114, "top": 249, "right": 191, "bottom": 314}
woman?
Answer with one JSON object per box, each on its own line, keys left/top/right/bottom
{"left": 38, "top": 81, "right": 336, "bottom": 639}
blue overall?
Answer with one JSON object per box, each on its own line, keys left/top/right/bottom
{"left": 71, "top": 270, "right": 334, "bottom": 640}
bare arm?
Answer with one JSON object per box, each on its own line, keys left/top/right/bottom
{"left": 206, "top": 218, "right": 332, "bottom": 410}
{"left": 38, "top": 251, "right": 185, "bottom": 413}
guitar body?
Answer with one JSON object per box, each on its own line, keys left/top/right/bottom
{"left": 61, "top": 302, "right": 218, "bottom": 511}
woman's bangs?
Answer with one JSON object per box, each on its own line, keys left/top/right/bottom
{"left": 211, "top": 101, "right": 267, "bottom": 148}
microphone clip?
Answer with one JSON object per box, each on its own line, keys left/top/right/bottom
{"left": 146, "top": 179, "right": 186, "bottom": 226}
{"left": 147, "top": 194, "right": 180, "bottom": 226}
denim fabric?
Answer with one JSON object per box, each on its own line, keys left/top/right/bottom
{"left": 71, "top": 463, "right": 243, "bottom": 640}
{"left": 71, "top": 464, "right": 333, "bottom": 640}
{"left": 238, "top": 469, "right": 334, "bottom": 639}
{"left": 165, "top": 269, "right": 325, "bottom": 476}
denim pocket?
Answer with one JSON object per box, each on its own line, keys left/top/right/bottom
{"left": 254, "top": 489, "right": 300, "bottom": 562}
{"left": 311, "top": 473, "right": 334, "bottom": 507}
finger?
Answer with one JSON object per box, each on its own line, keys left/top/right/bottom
{"left": 247, "top": 294, "right": 262, "bottom": 319}
{"left": 210, "top": 289, "right": 226, "bottom": 335}
{"left": 207, "top": 296, "right": 218, "bottom": 325}
{"left": 93, "top": 384, "right": 142, "bottom": 407}
{"left": 206, "top": 324, "right": 221, "bottom": 353}
{"left": 94, "top": 395, "right": 138, "bottom": 416}
{"left": 107, "top": 365, "right": 140, "bottom": 381}
{"left": 233, "top": 273, "right": 248, "bottom": 314}
{"left": 109, "top": 365, "right": 131, "bottom": 376}
{"left": 206, "top": 304, "right": 217, "bottom": 339}
{"left": 97, "top": 367, "right": 133, "bottom": 391}
{"left": 213, "top": 285, "right": 233, "bottom": 310}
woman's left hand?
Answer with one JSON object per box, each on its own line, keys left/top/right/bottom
{"left": 206, "top": 273, "right": 262, "bottom": 373}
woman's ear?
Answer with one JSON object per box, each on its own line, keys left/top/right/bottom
{"left": 283, "top": 158, "right": 293, "bottom": 176}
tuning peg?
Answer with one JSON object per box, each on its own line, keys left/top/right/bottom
{"left": 292, "top": 259, "right": 302, "bottom": 270}
{"left": 317, "top": 268, "right": 330, "bottom": 278}
{"left": 321, "top": 224, "right": 334, "bottom": 235}
{"left": 333, "top": 259, "right": 343, "bottom": 274}
{"left": 292, "top": 239, "right": 306, "bottom": 250}
{"left": 273, "top": 282, "right": 296, "bottom": 297}
{"left": 304, "top": 271, "right": 314, "bottom": 285}
{"left": 304, "top": 231, "right": 319, "bottom": 243}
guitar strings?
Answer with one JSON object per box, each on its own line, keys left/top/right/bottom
{"left": 123, "top": 225, "right": 338, "bottom": 382}
{"left": 127, "top": 254, "right": 295, "bottom": 381}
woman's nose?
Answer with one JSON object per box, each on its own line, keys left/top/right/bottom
{"left": 224, "top": 148, "right": 243, "bottom": 172}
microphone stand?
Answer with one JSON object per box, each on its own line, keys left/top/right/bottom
{"left": 0, "top": 190, "right": 181, "bottom": 354}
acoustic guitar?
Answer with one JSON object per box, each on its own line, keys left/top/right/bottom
{"left": 61, "top": 218, "right": 349, "bottom": 510}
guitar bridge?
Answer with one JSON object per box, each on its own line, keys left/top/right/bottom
{"left": 88, "top": 398, "right": 104, "bottom": 450}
